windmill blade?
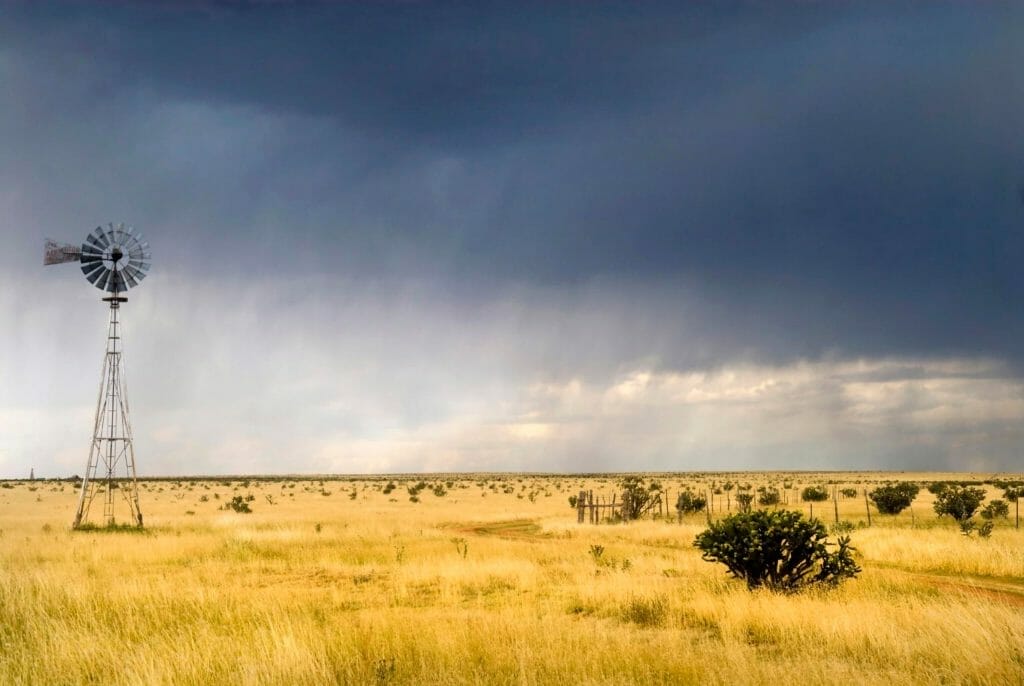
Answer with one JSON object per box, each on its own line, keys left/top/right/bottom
{"left": 43, "top": 239, "right": 82, "bottom": 265}
{"left": 85, "top": 264, "right": 108, "bottom": 285}
{"left": 82, "top": 239, "right": 105, "bottom": 256}
{"left": 101, "top": 224, "right": 118, "bottom": 248}
{"left": 82, "top": 261, "right": 105, "bottom": 278}
{"left": 97, "top": 268, "right": 114, "bottom": 292}
{"left": 123, "top": 265, "right": 147, "bottom": 284}
{"left": 121, "top": 268, "right": 139, "bottom": 289}
{"left": 131, "top": 268, "right": 148, "bottom": 284}
{"left": 112, "top": 224, "right": 128, "bottom": 247}
{"left": 90, "top": 227, "right": 111, "bottom": 249}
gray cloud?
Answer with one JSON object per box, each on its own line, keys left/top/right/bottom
{"left": 2, "top": 2, "right": 1024, "bottom": 475}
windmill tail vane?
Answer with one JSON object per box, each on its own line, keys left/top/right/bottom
{"left": 43, "top": 239, "right": 82, "bottom": 265}
{"left": 43, "top": 223, "right": 151, "bottom": 529}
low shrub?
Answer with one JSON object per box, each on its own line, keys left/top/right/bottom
{"left": 980, "top": 500, "right": 1009, "bottom": 520}
{"left": 675, "top": 489, "right": 707, "bottom": 514}
{"left": 1003, "top": 487, "right": 1024, "bottom": 502}
{"left": 757, "top": 487, "right": 781, "bottom": 507}
{"left": 225, "top": 496, "right": 251, "bottom": 513}
{"left": 694, "top": 509, "right": 860, "bottom": 592}
{"left": 869, "top": 482, "right": 920, "bottom": 515}
{"left": 801, "top": 486, "right": 830, "bottom": 502}
{"left": 934, "top": 486, "right": 986, "bottom": 522}
{"left": 735, "top": 493, "right": 754, "bottom": 513}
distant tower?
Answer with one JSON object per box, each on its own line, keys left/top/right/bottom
{"left": 29, "top": 468, "right": 34, "bottom": 481}
{"left": 44, "top": 224, "right": 152, "bottom": 528}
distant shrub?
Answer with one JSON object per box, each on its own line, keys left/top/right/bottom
{"left": 225, "top": 496, "right": 251, "bottom": 513}
{"left": 568, "top": 495, "right": 578, "bottom": 508}
{"left": 927, "top": 482, "right": 950, "bottom": 495}
{"left": 1003, "top": 487, "right": 1024, "bottom": 502}
{"left": 675, "top": 489, "right": 707, "bottom": 514}
{"left": 869, "top": 482, "right": 920, "bottom": 515}
{"left": 382, "top": 481, "right": 396, "bottom": 495}
{"left": 840, "top": 488, "right": 859, "bottom": 499}
{"left": 934, "top": 486, "right": 986, "bottom": 523}
{"left": 620, "top": 476, "right": 653, "bottom": 519}
{"left": 735, "top": 493, "right": 754, "bottom": 513}
{"left": 980, "top": 500, "right": 1009, "bottom": 520}
{"left": 801, "top": 486, "right": 830, "bottom": 503}
{"left": 757, "top": 487, "right": 781, "bottom": 507}
{"left": 694, "top": 510, "right": 860, "bottom": 592}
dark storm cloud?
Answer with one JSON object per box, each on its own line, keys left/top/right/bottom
{"left": 4, "top": 1, "right": 1024, "bottom": 368}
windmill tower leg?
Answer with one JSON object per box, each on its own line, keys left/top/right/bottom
{"left": 73, "top": 297, "right": 143, "bottom": 529}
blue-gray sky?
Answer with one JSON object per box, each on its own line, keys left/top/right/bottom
{"left": 3, "top": 1, "right": 1024, "bottom": 476}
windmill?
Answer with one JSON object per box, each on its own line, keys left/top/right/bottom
{"left": 44, "top": 224, "right": 151, "bottom": 529}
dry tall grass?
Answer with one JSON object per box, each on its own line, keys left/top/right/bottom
{"left": 1, "top": 473, "right": 1022, "bottom": 685}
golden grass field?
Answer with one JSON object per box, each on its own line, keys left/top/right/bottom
{"left": 1, "top": 472, "right": 1023, "bottom": 685}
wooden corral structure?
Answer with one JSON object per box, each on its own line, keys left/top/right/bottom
{"left": 575, "top": 489, "right": 667, "bottom": 523}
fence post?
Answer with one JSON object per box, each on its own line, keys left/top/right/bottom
{"left": 833, "top": 486, "right": 839, "bottom": 525}
{"left": 864, "top": 489, "right": 872, "bottom": 527}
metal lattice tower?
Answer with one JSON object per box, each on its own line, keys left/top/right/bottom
{"left": 44, "top": 224, "right": 151, "bottom": 529}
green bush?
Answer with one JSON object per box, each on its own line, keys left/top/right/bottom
{"left": 225, "top": 496, "right": 251, "bottom": 514}
{"left": 757, "top": 487, "right": 781, "bottom": 507}
{"left": 694, "top": 510, "right": 860, "bottom": 592}
{"left": 869, "top": 482, "right": 920, "bottom": 515}
{"left": 840, "top": 488, "right": 858, "bottom": 499}
{"left": 675, "top": 489, "right": 707, "bottom": 514}
{"left": 927, "top": 482, "right": 950, "bottom": 495}
{"left": 735, "top": 493, "right": 754, "bottom": 513}
{"left": 933, "top": 486, "right": 986, "bottom": 523}
{"left": 619, "top": 476, "right": 653, "bottom": 519}
{"left": 980, "top": 500, "right": 1009, "bottom": 520}
{"left": 1003, "top": 487, "right": 1024, "bottom": 502}
{"left": 800, "top": 486, "right": 830, "bottom": 502}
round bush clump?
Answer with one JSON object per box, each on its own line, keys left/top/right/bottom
{"left": 869, "top": 482, "right": 920, "bottom": 515}
{"left": 801, "top": 486, "right": 830, "bottom": 502}
{"left": 694, "top": 509, "right": 860, "bottom": 592}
